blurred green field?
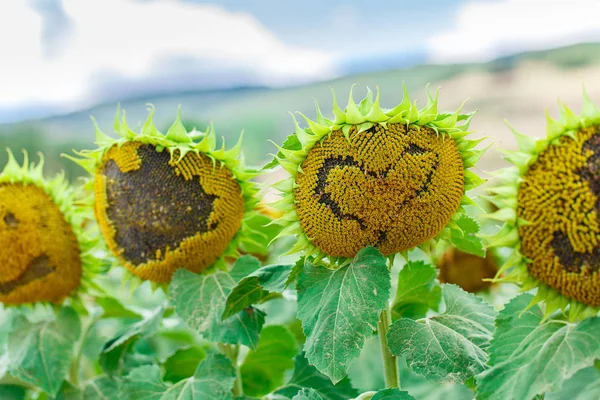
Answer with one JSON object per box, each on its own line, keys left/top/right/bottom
{"left": 1, "top": 42, "right": 600, "bottom": 180}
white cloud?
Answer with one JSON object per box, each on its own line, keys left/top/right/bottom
{"left": 0, "top": 0, "right": 336, "bottom": 111}
{"left": 428, "top": 0, "right": 600, "bottom": 63}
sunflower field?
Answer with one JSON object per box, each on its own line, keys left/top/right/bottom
{"left": 1, "top": 84, "right": 600, "bottom": 400}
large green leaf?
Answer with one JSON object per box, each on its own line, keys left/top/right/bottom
{"left": 546, "top": 366, "right": 600, "bottom": 400}
{"left": 100, "top": 306, "right": 164, "bottom": 376}
{"left": 449, "top": 215, "right": 485, "bottom": 257}
{"left": 296, "top": 247, "right": 391, "bottom": 383}
{"left": 293, "top": 388, "right": 324, "bottom": 400}
{"left": 124, "top": 353, "right": 236, "bottom": 400}
{"left": 391, "top": 261, "right": 441, "bottom": 320}
{"left": 223, "top": 263, "right": 293, "bottom": 319}
{"left": 8, "top": 307, "right": 81, "bottom": 396}
{"left": 82, "top": 376, "right": 120, "bottom": 400}
{"left": 274, "top": 354, "right": 359, "bottom": 400}
{"left": 163, "top": 345, "right": 207, "bottom": 383}
{"left": 169, "top": 269, "right": 265, "bottom": 349}
{"left": 241, "top": 325, "right": 297, "bottom": 396}
{"left": 371, "top": 388, "right": 417, "bottom": 400}
{"left": 387, "top": 284, "right": 496, "bottom": 383}
{"left": 229, "top": 256, "right": 262, "bottom": 283}
{"left": 476, "top": 294, "right": 600, "bottom": 400}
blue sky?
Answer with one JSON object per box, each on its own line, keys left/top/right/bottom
{"left": 0, "top": 0, "right": 599, "bottom": 123}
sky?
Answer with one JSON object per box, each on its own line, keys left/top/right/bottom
{"left": 0, "top": 0, "right": 599, "bottom": 123}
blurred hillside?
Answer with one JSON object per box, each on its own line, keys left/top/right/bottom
{"left": 1, "top": 42, "right": 600, "bottom": 180}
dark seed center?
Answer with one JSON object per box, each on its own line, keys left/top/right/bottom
{"left": 103, "top": 144, "right": 219, "bottom": 265}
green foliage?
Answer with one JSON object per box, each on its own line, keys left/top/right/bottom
{"left": 274, "top": 354, "right": 359, "bottom": 400}
{"left": 124, "top": 353, "right": 236, "bottom": 400}
{"left": 241, "top": 326, "right": 297, "bottom": 396}
{"left": 476, "top": 294, "right": 600, "bottom": 400}
{"left": 296, "top": 247, "right": 391, "bottom": 383}
{"left": 448, "top": 215, "right": 485, "bottom": 257}
{"left": 169, "top": 267, "right": 265, "bottom": 349}
{"left": 292, "top": 388, "right": 324, "bottom": 400}
{"left": 223, "top": 263, "right": 293, "bottom": 319}
{"left": 391, "top": 261, "right": 441, "bottom": 320}
{"left": 371, "top": 388, "right": 416, "bottom": 400}
{"left": 0, "top": 385, "right": 25, "bottom": 400}
{"left": 387, "top": 284, "right": 496, "bottom": 384}
{"left": 100, "top": 306, "right": 164, "bottom": 376}
{"left": 546, "top": 366, "right": 600, "bottom": 400}
{"left": 7, "top": 307, "right": 81, "bottom": 396}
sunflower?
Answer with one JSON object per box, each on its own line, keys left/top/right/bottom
{"left": 0, "top": 150, "right": 101, "bottom": 305}
{"left": 269, "top": 84, "right": 486, "bottom": 263}
{"left": 69, "top": 106, "right": 257, "bottom": 283}
{"left": 435, "top": 246, "right": 499, "bottom": 293}
{"left": 486, "top": 90, "right": 600, "bottom": 320}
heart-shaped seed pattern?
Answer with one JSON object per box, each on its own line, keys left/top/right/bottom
{"left": 294, "top": 123, "right": 464, "bottom": 257}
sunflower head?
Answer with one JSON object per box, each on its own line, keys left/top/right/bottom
{"left": 70, "top": 106, "right": 257, "bottom": 283}
{"left": 0, "top": 150, "right": 100, "bottom": 305}
{"left": 269, "top": 84, "right": 486, "bottom": 263}
{"left": 487, "top": 90, "right": 600, "bottom": 320}
{"left": 436, "top": 246, "right": 498, "bottom": 293}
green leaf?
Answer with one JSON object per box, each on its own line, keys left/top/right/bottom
{"left": 286, "top": 258, "right": 305, "bottom": 287}
{"left": 387, "top": 284, "right": 496, "bottom": 383}
{"left": 55, "top": 381, "right": 82, "bottom": 400}
{"left": 124, "top": 353, "right": 236, "bottom": 400}
{"left": 100, "top": 306, "right": 164, "bottom": 376}
{"left": 293, "top": 388, "right": 324, "bottom": 400}
{"left": 546, "top": 366, "right": 600, "bottom": 400}
{"left": 223, "top": 264, "right": 293, "bottom": 319}
{"left": 0, "top": 385, "right": 25, "bottom": 400}
{"left": 82, "top": 376, "right": 120, "bottom": 400}
{"left": 241, "top": 325, "right": 297, "bottom": 396}
{"left": 8, "top": 307, "right": 81, "bottom": 396}
{"left": 96, "top": 295, "right": 142, "bottom": 319}
{"left": 229, "top": 255, "right": 262, "bottom": 283}
{"left": 163, "top": 345, "right": 207, "bottom": 383}
{"left": 123, "top": 365, "right": 168, "bottom": 400}
{"left": 371, "top": 388, "right": 417, "bottom": 400}
{"left": 296, "top": 247, "right": 391, "bottom": 383}
{"left": 476, "top": 294, "right": 600, "bottom": 400}
{"left": 274, "top": 354, "right": 359, "bottom": 400}
{"left": 391, "top": 261, "right": 441, "bottom": 320}
{"left": 170, "top": 269, "right": 265, "bottom": 349}
{"left": 449, "top": 215, "right": 485, "bottom": 257}
{"left": 264, "top": 133, "right": 302, "bottom": 170}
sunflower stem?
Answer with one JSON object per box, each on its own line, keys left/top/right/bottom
{"left": 378, "top": 305, "right": 399, "bottom": 389}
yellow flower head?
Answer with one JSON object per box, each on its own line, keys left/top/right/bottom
{"left": 71, "top": 106, "right": 257, "bottom": 282}
{"left": 270, "top": 84, "right": 486, "bottom": 263}
{"left": 487, "top": 90, "right": 600, "bottom": 320}
{"left": 0, "top": 150, "right": 101, "bottom": 305}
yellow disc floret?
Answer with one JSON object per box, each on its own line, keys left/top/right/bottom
{"left": 487, "top": 91, "right": 600, "bottom": 319}
{"left": 0, "top": 183, "right": 82, "bottom": 304}
{"left": 94, "top": 141, "right": 245, "bottom": 282}
{"left": 70, "top": 106, "right": 257, "bottom": 283}
{"left": 270, "top": 84, "right": 486, "bottom": 262}
{"left": 518, "top": 125, "right": 600, "bottom": 306}
{"left": 294, "top": 124, "right": 464, "bottom": 257}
